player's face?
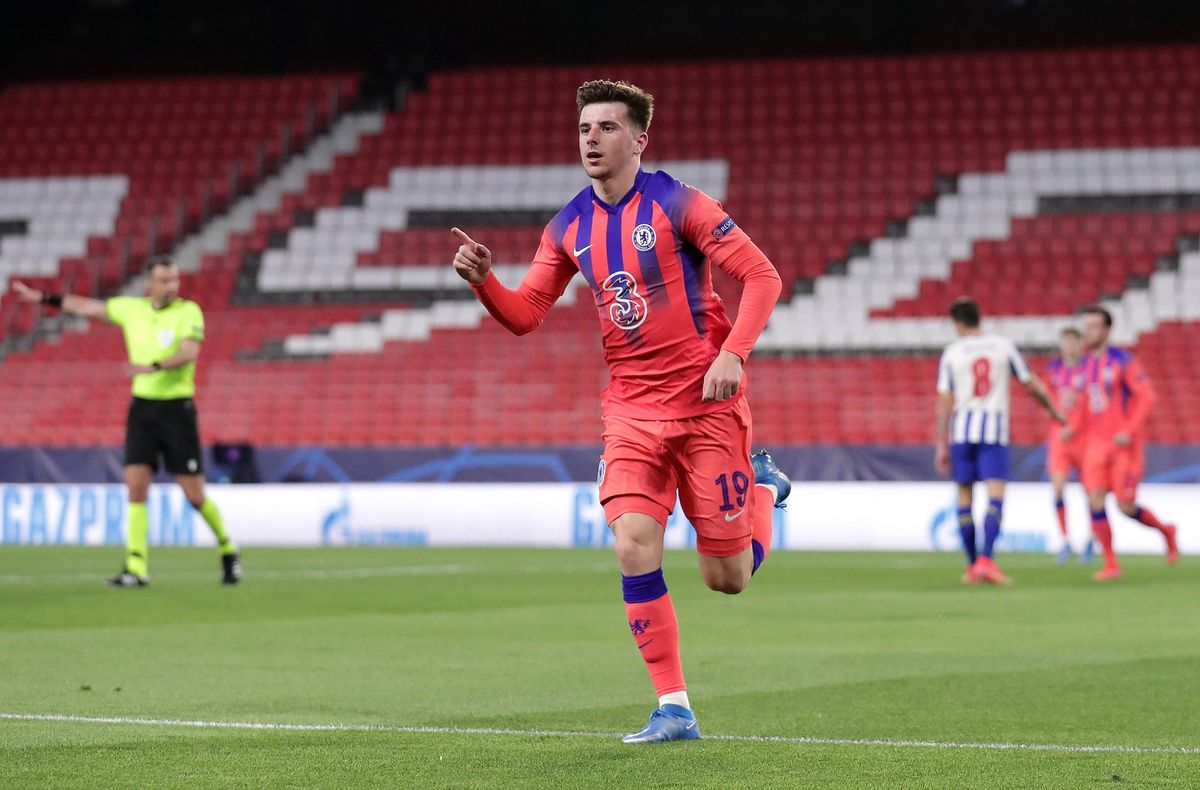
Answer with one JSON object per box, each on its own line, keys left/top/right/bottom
{"left": 147, "top": 264, "right": 181, "bottom": 306}
{"left": 578, "top": 102, "right": 646, "bottom": 181}
{"left": 1059, "top": 333, "right": 1081, "bottom": 361}
{"left": 1081, "top": 314, "right": 1109, "bottom": 350}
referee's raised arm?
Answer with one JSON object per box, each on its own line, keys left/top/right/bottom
{"left": 10, "top": 280, "right": 110, "bottom": 322}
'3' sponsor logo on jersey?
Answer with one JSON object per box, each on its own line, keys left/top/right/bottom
{"left": 602, "top": 271, "right": 649, "bottom": 330}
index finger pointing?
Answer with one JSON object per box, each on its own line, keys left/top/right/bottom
{"left": 451, "top": 227, "right": 475, "bottom": 248}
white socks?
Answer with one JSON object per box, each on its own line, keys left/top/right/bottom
{"left": 659, "top": 690, "right": 691, "bottom": 710}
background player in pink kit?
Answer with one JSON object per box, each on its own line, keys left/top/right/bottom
{"left": 1067, "top": 306, "right": 1180, "bottom": 581}
{"left": 1045, "top": 327, "right": 1091, "bottom": 563}
{"left": 449, "top": 80, "right": 787, "bottom": 744}
{"left": 935, "top": 298, "right": 1064, "bottom": 585}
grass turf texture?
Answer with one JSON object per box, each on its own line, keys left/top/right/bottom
{"left": 1, "top": 547, "right": 1197, "bottom": 788}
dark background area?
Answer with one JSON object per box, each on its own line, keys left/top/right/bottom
{"left": 2, "top": 0, "right": 1198, "bottom": 85}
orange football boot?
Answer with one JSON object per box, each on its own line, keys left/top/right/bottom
{"left": 972, "top": 556, "right": 1012, "bottom": 585}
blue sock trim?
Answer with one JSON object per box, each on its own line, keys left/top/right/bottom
{"left": 622, "top": 568, "right": 668, "bottom": 603}
{"left": 1055, "top": 498, "right": 1065, "bottom": 509}
{"left": 751, "top": 539, "right": 765, "bottom": 575}
{"left": 1090, "top": 509, "right": 1107, "bottom": 523}
{"left": 1132, "top": 506, "right": 1144, "bottom": 520}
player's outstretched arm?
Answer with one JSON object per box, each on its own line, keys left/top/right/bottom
{"left": 10, "top": 281, "right": 109, "bottom": 322}
{"left": 450, "top": 227, "right": 572, "bottom": 336}
{"left": 1023, "top": 375, "right": 1066, "bottom": 425}
{"left": 451, "top": 227, "right": 493, "bottom": 286}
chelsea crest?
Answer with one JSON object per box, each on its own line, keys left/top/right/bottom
{"left": 632, "top": 223, "right": 656, "bottom": 252}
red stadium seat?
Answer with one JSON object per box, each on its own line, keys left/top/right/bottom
{"left": 3, "top": 51, "right": 1200, "bottom": 446}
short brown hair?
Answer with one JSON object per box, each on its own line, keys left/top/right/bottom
{"left": 144, "top": 254, "right": 175, "bottom": 274}
{"left": 576, "top": 79, "right": 654, "bottom": 132}
{"left": 1060, "top": 327, "right": 1081, "bottom": 339}
{"left": 1080, "top": 305, "right": 1113, "bottom": 327}
{"left": 949, "top": 297, "right": 981, "bottom": 328}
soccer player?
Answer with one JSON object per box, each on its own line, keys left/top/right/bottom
{"left": 934, "top": 298, "right": 1064, "bottom": 585}
{"left": 1045, "top": 327, "right": 1090, "bottom": 563}
{"left": 449, "top": 80, "right": 788, "bottom": 743}
{"left": 11, "top": 256, "right": 241, "bottom": 587}
{"left": 1066, "top": 305, "right": 1179, "bottom": 581}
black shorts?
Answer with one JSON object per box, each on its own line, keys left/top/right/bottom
{"left": 124, "top": 397, "right": 204, "bottom": 475}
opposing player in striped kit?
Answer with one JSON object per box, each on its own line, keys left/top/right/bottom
{"left": 935, "top": 298, "right": 1065, "bottom": 584}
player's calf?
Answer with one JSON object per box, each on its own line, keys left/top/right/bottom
{"left": 1118, "top": 501, "right": 1178, "bottom": 564}
{"left": 698, "top": 555, "right": 751, "bottom": 594}
{"left": 748, "top": 450, "right": 791, "bottom": 576}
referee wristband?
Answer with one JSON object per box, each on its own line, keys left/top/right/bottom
{"left": 41, "top": 293, "right": 64, "bottom": 308}
{"left": 151, "top": 362, "right": 163, "bottom": 371}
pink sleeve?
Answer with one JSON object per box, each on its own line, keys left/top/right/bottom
{"left": 470, "top": 226, "right": 576, "bottom": 336}
{"left": 1121, "top": 357, "right": 1157, "bottom": 436}
{"left": 680, "top": 191, "right": 782, "bottom": 362}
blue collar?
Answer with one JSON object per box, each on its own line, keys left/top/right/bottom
{"left": 591, "top": 169, "right": 651, "bottom": 214}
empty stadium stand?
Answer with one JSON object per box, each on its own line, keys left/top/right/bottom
{"left": 3, "top": 47, "right": 1200, "bottom": 453}
{"left": 0, "top": 74, "right": 357, "bottom": 341}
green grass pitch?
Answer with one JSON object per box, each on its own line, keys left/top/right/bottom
{"left": 1, "top": 546, "right": 1197, "bottom": 788}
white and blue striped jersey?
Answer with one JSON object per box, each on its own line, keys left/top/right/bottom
{"left": 936, "top": 332, "right": 1032, "bottom": 446}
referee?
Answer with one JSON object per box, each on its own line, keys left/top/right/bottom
{"left": 12, "top": 256, "right": 241, "bottom": 586}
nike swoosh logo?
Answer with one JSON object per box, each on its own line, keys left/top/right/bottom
{"left": 637, "top": 639, "right": 654, "bottom": 650}
{"left": 685, "top": 721, "right": 697, "bottom": 730}
{"left": 573, "top": 244, "right": 592, "bottom": 257}
{"left": 724, "top": 509, "right": 746, "bottom": 522}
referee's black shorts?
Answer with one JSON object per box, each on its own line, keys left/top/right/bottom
{"left": 124, "top": 397, "right": 204, "bottom": 475}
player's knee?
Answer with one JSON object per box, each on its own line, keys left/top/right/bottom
{"left": 1117, "top": 500, "right": 1138, "bottom": 517}
{"left": 610, "top": 514, "right": 661, "bottom": 569}
{"left": 613, "top": 538, "right": 648, "bottom": 570}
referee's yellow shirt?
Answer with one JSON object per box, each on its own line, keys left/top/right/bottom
{"left": 106, "top": 296, "right": 205, "bottom": 400}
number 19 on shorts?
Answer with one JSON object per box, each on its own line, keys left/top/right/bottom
{"left": 715, "top": 471, "right": 750, "bottom": 511}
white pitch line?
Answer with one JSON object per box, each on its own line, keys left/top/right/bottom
{"left": 0, "top": 564, "right": 477, "bottom": 584}
{"left": 2, "top": 713, "right": 1197, "bottom": 755}
{"left": 0, "top": 561, "right": 614, "bottom": 585}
